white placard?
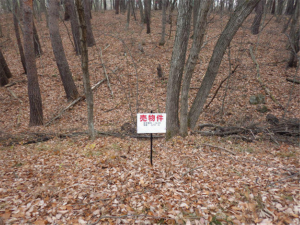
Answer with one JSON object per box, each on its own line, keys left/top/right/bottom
{"left": 137, "top": 113, "right": 166, "bottom": 134}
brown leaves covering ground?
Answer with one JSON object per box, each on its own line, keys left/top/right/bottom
{"left": 0, "top": 9, "right": 299, "bottom": 224}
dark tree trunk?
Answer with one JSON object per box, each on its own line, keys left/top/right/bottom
{"left": 75, "top": 0, "right": 95, "bottom": 139}
{"left": 33, "top": 20, "right": 43, "bottom": 56}
{"left": 165, "top": 0, "right": 192, "bottom": 139}
{"left": 83, "top": 0, "right": 96, "bottom": 46}
{"left": 23, "top": 0, "right": 43, "bottom": 126}
{"left": 104, "top": 0, "right": 107, "bottom": 10}
{"left": 271, "top": 0, "right": 275, "bottom": 14}
{"left": 288, "top": 1, "right": 299, "bottom": 67}
{"left": 120, "top": 0, "right": 126, "bottom": 13}
{"left": 13, "top": 0, "right": 27, "bottom": 74}
{"left": 144, "top": 0, "right": 151, "bottom": 33}
{"left": 126, "top": 0, "right": 130, "bottom": 27}
{"left": 251, "top": 0, "right": 265, "bottom": 35}
{"left": 228, "top": 0, "right": 233, "bottom": 11}
{"left": 188, "top": 0, "right": 261, "bottom": 130}
{"left": 64, "top": 0, "right": 71, "bottom": 20}
{"left": 138, "top": 0, "right": 144, "bottom": 23}
{"left": 0, "top": 49, "right": 12, "bottom": 86}
{"left": 193, "top": 0, "right": 200, "bottom": 32}
{"left": 115, "top": 0, "right": 119, "bottom": 14}
{"left": 277, "top": 0, "right": 284, "bottom": 15}
{"left": 159, "top": 0, "right": 166, "bottom": 45}
{"left": 65, "top": 0, "right": 81, "bottom": 55}
{"left": 286, "top": 0, "right": 295, "bottom": 15}
{"left": 49, "top": 0, "right": 79, "bottom": 101}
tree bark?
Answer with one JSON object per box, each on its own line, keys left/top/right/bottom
{"left": 115, "top": 0, "right": 120, "bottom": 14}
{"left": 23, "top": 0, "right": 43, "bottom": 126}
{"left": 13, "top": 0, "right": 27, "bottom": 74}
{"left": 33, "top": 20, "right": 43, "bottom": 56}
{"left": 144, "top": 0, "right": 151, "bottom": 33}
{"left": 159, "top": 0, "right": 166, "bottom": 45}
{"left": 65, "top": 0, "right": 81, "bottom": 55}
{"left": 288, "top": 0, "right": 299, "bottom": 67}
{"left": 165, "top": 0, "right": 192, "bottom": 139}
{"left": 75, "top": 0, "right": 95, "bottom": 139}
{"left": 179, "top": 0, "right": 211, "bottom": 137}
{"left": 188, "top": 0, "right": 260, "bottom": 130}
{"left": 286, "top": 0, "right": 295, "bottom": 15}
{"left": 126, "top": 0, "right": 131, "bottom": 28}
{"left": 251, "top": 0, "right": 265, "bottom": 35}
{"left": 83, "top": 0, "right": 96, "bottom": 47}
{"left": 138, "top": 0, "right": 144, "bottom": 23}
{"left": 0, "top": 49, "right": 12, "bottom": 86}
{"left": 48, "top": 0, "right": 79, "bottom": 101}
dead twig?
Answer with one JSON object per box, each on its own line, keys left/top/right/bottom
{"left": 98, "top": 46, "right": 114, "bottom": 97}
{"left": 249, "top": 46, "right": 284, "bottom": 109}
{"left": 202, "top": 143, "right": 236, "bottom": 155}
{"left": 182, "top": 166, "right": 204, "bottom": 177}
{"left": 45, "top": 78, "right": 107, "bottom": 126}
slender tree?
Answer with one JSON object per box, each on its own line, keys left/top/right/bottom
{"left": 33, "top": 20, "right": 43, "bottom": 56}
{"left": 287, "top": 0, "right": 299, "bottom": 67}
{"left": 0, "top": 49, "right": 12, "bottom": 86}
{"left": 23, "top": 0, "right": 43, "bottom": 126}
{"left": 165, "top": 0, "right": 192, "bottom": 139}
{"left": 159, "top": 0, "right": 166, "bottom": 45}
{"left": 187, "top": 0, "right": 261, "bottom": 131}
{"left": 48, "top": 0, "right": 79, "bottom": 101}
{"left": 13, "top": 0, "right": 26, "bottom": 73}
{"left": 83, "top": 0, "right": 96, "bottom": 46}
{"left": 115, "top": 0, "right": 120, "bottom": 14}
{"left": 138, "top": 0, "right": 144, "bottom": 23}
{"left": 251, "top": 0, "right": 265, "bottom": 35}
{"left": 65, "top": 0, "right": 81, "bottom": 54}
{"left": 144, "top": 0, "right": 151, "bottom": 33}
{"left": 75, "top": 0, "right": 95, "bottom": 139}
{"left": 179, "top": 0, "right": 211, "bottom": 137}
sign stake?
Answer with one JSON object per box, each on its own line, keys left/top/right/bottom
{"left": 150, "top": 110, "right": 153, "bottom": 166}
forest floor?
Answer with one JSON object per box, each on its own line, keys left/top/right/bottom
{"left": 0, "top": 9, "right": 299, "bottom": 224}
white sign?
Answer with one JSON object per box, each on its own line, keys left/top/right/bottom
{"left": 137, "top": 113, "right": 166, "bottom": 134}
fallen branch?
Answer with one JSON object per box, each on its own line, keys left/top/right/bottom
{"left": 202, "top": 143, "right": 236, "bottom": 155}
{"left": 182, "top": 166, "right": 204, "bottom": 177}
{"left": 98, "top": 46, "right": 114, "bottom": 97}
{"left": 249, "top": 46, "right": 284, "bottom": 109}
{"left": 286, "top": 77, "right": 300, "bottom": 84}
{"left": 45, "top": 78, "right": 107, "bottom": 126}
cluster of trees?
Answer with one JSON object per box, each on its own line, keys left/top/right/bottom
{"left": 0, "top": 0, "right": 299, "bottom": 140}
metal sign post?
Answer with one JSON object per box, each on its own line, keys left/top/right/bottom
{"left": 137, "top": 112, "right": 166, "bottom": 166}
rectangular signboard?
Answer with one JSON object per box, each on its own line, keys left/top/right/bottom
{"left": 137, "top": 113, "right": 166, "bottom": 134}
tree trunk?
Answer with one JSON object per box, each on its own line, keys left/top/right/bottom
{"left": 13, "top": 0, "right": 27, "bottom": 74}
{"left": 159, "top": 0, "right": 166, "bottom": 45}
{"left": 0, "top": 49, "right": 12, "bottom": 86}
{"left": 48, "top": 0, "right": 79, "bottom": 101}
{"left": 165, "top": 0, "right": 192, "bottom": 139}
{"left": 23, "top": 0, "right": 43, "bottom": 126}
{"left": 64, "top": 0, "right": 71, "bottom": 20}
{"left": 75, "top": 0, "right": 95, "bottom": 140}
{"left": 193, "top": 0, "right": 200, "bottom": 32}
{"left": 188, "top": 0, "right": 260, "bottom": 130}
{"left": 33, "top": 20, "right": 43, "bottom": 56}
{"left": 144, "top": 0, "right": 151, "bottom": 33}
{"left": 138, "top": 0, "right": 144, "bottom": 23}
{"left": 65, "top": 0, "right": 81, "bottom": 55}
{"left": 179, "top": 0, "right": 211, "bottom": 137}
{"left": 251, "top": 0, "right": 265, "bottom": 35}
{"left": 104, "top": 0, "right": 107, "bottom": 10}
{"left": 126, "top": 0, "right": 131, "bottom": 28}
{"left": 83, "top": 0, "right": 96, "bottom": 47}
{"left": 288, "top": 1, "right": 299, "bottom": 67}
{"left": 286, "top": 0, "right": 295, "bottom": 15}
{"left": 115, "top": 0, "right": 119, "bottom": 14}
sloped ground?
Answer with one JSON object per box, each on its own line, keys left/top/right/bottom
{"left": 0, "top": 9, "right": 299, "bottom": 224}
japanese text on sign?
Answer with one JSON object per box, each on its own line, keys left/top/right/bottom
{"left": 137, "top": 113, "right": 166, "bottom": 134}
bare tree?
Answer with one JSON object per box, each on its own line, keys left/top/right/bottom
{"left": 48, "top": 0, "right": 79, "bottom": 101}
{"left": 83, "top": 0, "right": 96, "bottom": 47}
{"left": 144, "top": 0, "right": 151, "bottom": 33}
{"left": 287, "top": 0, "right": 299, "bottom": 67}
{"left": 251, "top": 0, "right": 265, "bottom": 35}
{"left": 188, "top": 0, "right": 261, "bottom": 131}
{"left": 138, "top": 0, "right": 144, "bottom": 23}
{"left": 0, "top": 49, "right": 12, "bottom": 86}
{"left": 115, "top": 0, "right": 120, "bottom": 14}
{"left": 13, "top": 0, "right": 26, "bottom": 73}
{"left": 179, "top": 0, "right": 211, "bottom": 137}
{"left": 159, "top": 0, "right": 166, "bottom": 45}
{"left": 23, "top": 0, "right": 43, "bottom": 126}
{"left": 75, "top": 0, "right": 96, "bottom": 139}
{"left": 165, "top": 0, "right": 192, "bottom": 139}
